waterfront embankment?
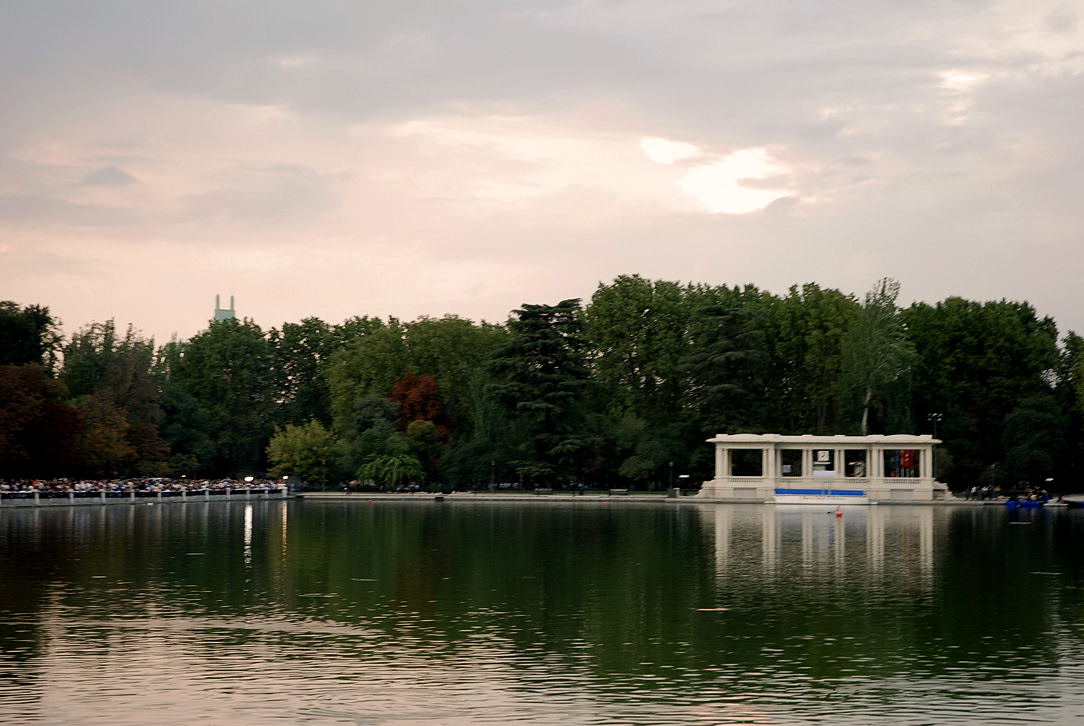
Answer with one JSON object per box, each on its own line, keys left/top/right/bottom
{"left": 299, "top": 490, "right": 1040, "bottom": 505}
{"left": 0, "top": 487, "right": 291, "bottom": 508}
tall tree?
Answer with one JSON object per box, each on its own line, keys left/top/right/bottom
{"left": 903, "top": 298, "right": 1059, "bottom": 486}
{"left": 268, "top": 317, "right": 337, "bottom": 427}
{"left": 0, "top": 365, "right": 82, "bottom": 477}
{"left": 584, "top": 275, "right": 695, "bottom": 425}
{"left": 0, "top": 302, "right": 62, "bottom": 371}
{"left": 837, "top": 279, "right": 915, "bottom": 434}
{"left": 171, "top": 318, "right": 275, "bottom": 475}
{"left": 266, "top": 420, "right": 339, "bottom": 484}
{"left": 683, "top": 300, "right": 770, "bottom": 435}
{"left": 486, "top": 299, "right": 594, "bottom": 486}
{"left": 764, "top": 284, "right": 860, "bottom": 433}
{"left": 63, "top": 320, "right": 168, "bottom": 470}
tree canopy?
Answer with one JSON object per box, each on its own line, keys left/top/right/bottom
{"left": 3, "top": 277, "right": 1080, "bottom": 492}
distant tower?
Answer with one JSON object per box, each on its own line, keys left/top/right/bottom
{"left": 214, "top": 294, "right": 236, "bottom": 322}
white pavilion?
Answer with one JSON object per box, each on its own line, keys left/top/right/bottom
{"left": 697, "top": 433, "right": 948, "bottom": 503}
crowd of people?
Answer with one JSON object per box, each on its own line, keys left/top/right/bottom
{"left": 0, "top": 477, "right": 285, "bottom": 496}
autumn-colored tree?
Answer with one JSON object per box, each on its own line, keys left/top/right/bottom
{"left": 74, "top": 393, "right": 136, "bottom": 477}
{"left": 389, "top": 373, "right": 448, "bottom": 437}
{"left": 0, "top": 365, "right": 82, "bottom": 477}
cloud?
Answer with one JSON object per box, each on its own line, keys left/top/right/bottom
{"left": 0, "top": 193, "right": 142, "bottom": 227}
{"left": 79, "top": 165, "right": 137, "bottom": 187}
{"left": 640, "top": 137, "right": 699, "bottom": 165}
{"left": 675, "top": 148, "right": 793, "bottom": 215}
{"left": 0, "top": 0, "right": 1083, "bottom": 340}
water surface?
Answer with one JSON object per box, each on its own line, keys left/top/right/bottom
{"left": 1, "top": 500, "right": 1083, "bottom": 724}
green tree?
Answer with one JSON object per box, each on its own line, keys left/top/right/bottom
{"left": 1002, "top": 393, "right": 1066, "bottom": 486}
{"left": 903, "top": 298, "right": 1059, "bottom": 487}
{"left": 0, "top": 301, "right": 62, "bottom": 371}
{"left": 683, "top": 299, "right": 770, "bottom": 435}
{"left": 357, "top": 453, "right": 426, "bottom": 488}
{"left": 486, "top": 299, "right": 594, "bottom": 486}
{"left": 327, "top": 320, "right": 405, "bottom": 433}
{"left": 837, "top": 279, "right": 915, "bottom": 434}
{"left": 73, "top": 393, "right": 135, "bottom": 476}
{"left": 63, "top": 320, "right": 168, "bottom": 470}
{"left": 268, "top": 317, "right": 337, "bottom": 427}
{"left": 764, "top": 284, "right": 860, "bottom": 433}
{"left": 327, "top": 316, "right": 505, "bottom": 439}
{"left": 267, "top": 420, "right": 339, "bottom": 484}
{"left": 584, "top": 275, "right": 696, "bottom": 425}
{"left": 171, "top": 318, "right": 275, "bottom": 475}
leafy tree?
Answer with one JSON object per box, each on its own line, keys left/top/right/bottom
{"left": 0, "top": 302, "right": 62, "bottom": 371}
{"left": 390, "top": 373, "right": 443, "bottom": 427}
{"left": 837, "top": 279, "right": 915, "bottom": 434}
{"left": 268, "top": 317, "right": 337, "bottom": 427}
{"left": 73, "top": 394, "right": 135, "bottom": 476}
{"left": 0, "top": 365, "right": 81, "bottom": 477}
{"left": 327, "top": 321, "right": 405, "bottom": 433}
{"left": 405, "top": 419, "right": 442, "bottom": 479}
{"left": 337, "top": 394, "right": 407, "bottom": 476}
{"left": 328, "top": 316, "right": 505, "bottom": 439}
{"left": 683, "top": 300, "right": 770, "bottom": 435}
{"left": 171, "top": 318, "right": 275, "bottom": 475}
{"left": 486, "top": 299, "right": 594, "bottom": 486}
{"left": 63, "top": 320, "right": 168, "bottom": 469}
{"left": 1002, "top": 393, "right": 1067, "bottom": 486}
{"left": 584, "top": 275, "right": 696, "bottom": 425}
{"left": 156, "top": 340, "right": 215, "bottom": 475}
{"left": 764, "top": 284, "right": 859, "bottom": 432}
{"left": 267, "top": 420, "right": 339, "bottom": 484}
{"left": 904, "top": 298, "right": 1059, "bottom": 486}
{"left": 357, "top": 453, "right": 426, "bottom": 488}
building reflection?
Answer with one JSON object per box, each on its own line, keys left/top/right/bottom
{"left": 705, "top": 503, "right": 935, "bottom": 586}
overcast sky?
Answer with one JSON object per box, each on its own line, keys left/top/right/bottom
{"left": 1, "top": 0, "right": 1082, "bottom": 341}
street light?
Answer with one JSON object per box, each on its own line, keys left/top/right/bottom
{"left": 928, "top": 413, "right": 944, "bottom": 479}
{"left": 677, "top": 474, "right": 690, "bottom": 497}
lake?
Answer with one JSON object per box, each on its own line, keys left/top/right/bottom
{"left": 1, "top": 500, "right": 1083, "bottom": 724}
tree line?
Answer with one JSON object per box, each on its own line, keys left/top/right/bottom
{"left": 2, "top": 276, "right": 1081, "bottom": 491}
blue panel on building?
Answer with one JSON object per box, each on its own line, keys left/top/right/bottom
{"left": 774, "top": 488, "right": 866, "bottom": 496}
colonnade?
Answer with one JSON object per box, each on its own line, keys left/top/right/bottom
{"left": 699, "top": 434, "right": 947, "bottom": 502}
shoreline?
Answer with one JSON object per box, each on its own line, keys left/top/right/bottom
{"left": 299, "top": 491, "right": 1070, "bottom": 506}
{"left": 0, "top": 488, "right": 293, "bottom": 508}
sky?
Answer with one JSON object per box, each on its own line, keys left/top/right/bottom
{"left": 1, "top": 0, "right": 1082, "bottom": 342}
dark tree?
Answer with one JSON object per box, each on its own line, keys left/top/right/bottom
{"left": 0, "top": 302, "right": 62, "bottom": 371}
{"left": 486, "top": 299, "right": 594, "bottom": 486}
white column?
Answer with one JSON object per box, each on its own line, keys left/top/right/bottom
{"left": 802, "top": 448, "right": 813, "bottom": 482}
{"left": 715, "top": 445, "right": 726, "bottom": 480}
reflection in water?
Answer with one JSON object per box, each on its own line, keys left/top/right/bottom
{"left": 243, "top": 503, "right": 253, "bottom": 565}
{"left": 706, "top": 505, "right": 934, "bottom": 586}
{"left": 0, "top": 501, "right": 1084, "bottom": 724}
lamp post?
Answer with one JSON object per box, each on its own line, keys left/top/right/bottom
{"left": 490, "top": 461, "right": 495, "bottom": 493}
{"left": 928, "top": 413, "right": 943, "bottom": 479}
{"left": 677, "top": 474, "right": 690, "bottom": 497}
